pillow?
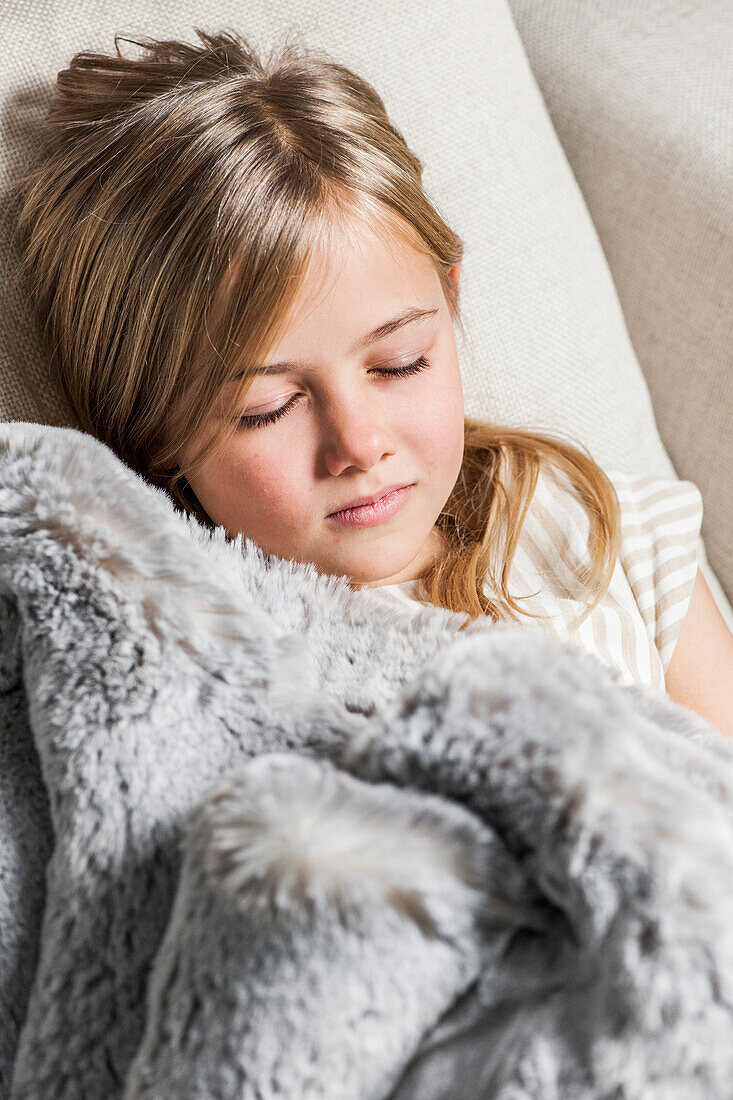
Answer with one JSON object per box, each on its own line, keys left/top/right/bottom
{"left": 1, "top": 0, "right": 729, "bottom": 625}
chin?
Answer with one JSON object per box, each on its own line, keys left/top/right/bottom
{"left": 325, "top": 543, "right": 422, "bottom": 588}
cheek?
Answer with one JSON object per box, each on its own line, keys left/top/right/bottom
{"left": 207, "top": 446, "right": 311, "bottom": 528}
{"left": 408, "top": 363, "right": 464, "bottom": 470}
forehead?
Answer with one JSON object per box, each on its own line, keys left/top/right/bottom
{"left": 270, "top": 216, "right": 437, "bottom": 341}
{"left": 211, "top": 202, "right": 441, "bottom": 396}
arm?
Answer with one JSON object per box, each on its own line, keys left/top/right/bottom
{"left": 664, "top": 569, "right": 733, "bottom": 738}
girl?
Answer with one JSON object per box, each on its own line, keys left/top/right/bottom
{"left": 13, "top": 28, "right": 733, "bottom": 731}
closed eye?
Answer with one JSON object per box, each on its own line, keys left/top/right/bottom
{"left": 238, "top": 355, "right": 431, "bottom": 430}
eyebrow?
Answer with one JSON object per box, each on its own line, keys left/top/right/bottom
{"left": 245, "top": 306, "right": 440, "bottom": 377}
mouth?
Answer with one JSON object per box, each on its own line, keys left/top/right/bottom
{"left": 327, "top": 483, "right": 414, "bottom": 516}
{"left": 327, "top": 484, "right": 416, "bottom": 528}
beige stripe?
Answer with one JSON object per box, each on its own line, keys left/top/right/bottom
{"left": 614, "top": 481, "right": 700, "bottom": 511}
{"left": 643, "top": 552, "right": 697, "bottom": 596}
{"left": 611, "top": 596, "right": 646, "bottom": 686}
{"left": 538, "top": 470, "right": 666, "bottom": 686}
{"left": 517, "top": 525, "right": 572, "bottom": 616}
{"left": 624, "top": 552, "right": 697, "bottom": 614}
{"left": 519, "top": 522, "right": 576, "bottom": 602}
{"left": 637, "top": 494, "right": 702, "bottom": 524}
{"left": 591, "top": 575, "right": 646, "bottom": 686}
{"left": 654, "top": 576, "right": 697, "bottom": 631}
{"left": 654, "top": 593, "right": 697, "bottom": 670}
{"left": 623, "top": 567, "right": 655, "bottom": 601}
{"left": 621, "top": 527, "right": 700, "bottom": 573}
{"left": 529, "top": 476, "right": 622, "bottom": 641}
{"left": 631, "top": 588, "right": 656, "bottom": 633}
{"left": 619, "top": 500, "right": 703, "bottom": 540}
{"left": 509, "top": 537, "right": 555, "bottom": 602}
{"left": 529, "top": 497, "right": 590, "bottom": 600}
{"left": 657, "top": 617, "right": 688, "bottom": 665}
{"left": 610, "top": 471, "right": 697, "bottom": 496}
{"left": 586, "top": 602, "right": 630, "bottom": 685}
{"left": 520, "top": 526, "right": 581, "bottom": 635}
{"left": 608, "top": 472, "right": 661, "bottom": 493}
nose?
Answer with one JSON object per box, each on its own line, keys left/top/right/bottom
{"left": 320, "top": 392, "right": 397, "bottom": 477}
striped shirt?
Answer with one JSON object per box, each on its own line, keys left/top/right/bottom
{"left": 374, "top": 467, "right": 704, "bottom": 692}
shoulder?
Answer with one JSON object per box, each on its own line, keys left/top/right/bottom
{"left": 529, "top": 465, "right": 703, "bottom": 560}
{"left": 529, "top": 465, "right": 702, "bottom": 528}
{"left": 602, "top": 468, "right": 704, "bottom": 588}
{"left": 517, "top": 463, "right": 703, "bottom": 632}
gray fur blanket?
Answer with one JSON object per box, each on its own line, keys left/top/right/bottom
{"left": 1, "top": 421, "right": 733, "bottom": 1100}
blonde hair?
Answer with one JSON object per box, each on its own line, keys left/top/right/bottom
{"left": 14, "top": 27, "right": 621, "bottom": 631}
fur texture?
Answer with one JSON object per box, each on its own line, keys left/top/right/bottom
{"left": 1, "top": 422, "right": 732, "bottom": 1099}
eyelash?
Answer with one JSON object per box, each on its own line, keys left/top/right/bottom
{"left": 238, "top": 355, "right": 432, "bottom": 429}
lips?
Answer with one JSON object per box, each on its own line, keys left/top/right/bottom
{"left": 328, "top": 483, "right": 414, "bottom": 516}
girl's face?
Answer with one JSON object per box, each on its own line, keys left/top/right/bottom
{"left": 181, "top": 218, "right": 465, "bottom": 588}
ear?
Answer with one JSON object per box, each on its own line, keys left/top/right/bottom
{"left": 447, "top": 263, "right": 461, "bottom": 296}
